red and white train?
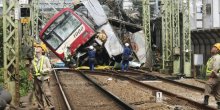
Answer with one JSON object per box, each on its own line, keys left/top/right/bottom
{"left": 40, "top": 8, "right": 95, "bottom": 61}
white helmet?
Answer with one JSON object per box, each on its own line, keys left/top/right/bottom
{"left": 125, "top": 43, "right": 129, "bottom": 47}
{"left": 89, "top": 46, "right": 94, "bottom": 50}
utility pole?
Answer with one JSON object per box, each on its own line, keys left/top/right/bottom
{"left": 3, "top": 0, "right": 20, "bottom": 105}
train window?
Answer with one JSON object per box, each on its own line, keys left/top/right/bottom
{"left": 44, "top": 33, "right": 62, "bottom": 49}
{"left": 43, "top": 11, "right": 81, "bottom": 49}
{"left": 40, "top": 8, "right": 95, "bottom": 60}
{"left": 44, "top": 12, "right": 66, "bottom": 36}
{"left": 54, "top": 14, "right": 81, "bottom": 40}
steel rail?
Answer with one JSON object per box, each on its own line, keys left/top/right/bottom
{"left": 128, "top": 69, "right": 205, "bottom": 92}
{"left": 53, "top": 69, "right": 72, "bottom": 110}
{"left": 77, "top": 70, "right": 134, "bottom": 110}
{"left": 84, "top": 70, "right": 216, "bottom": 110}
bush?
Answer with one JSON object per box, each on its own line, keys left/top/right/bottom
{"left": 19, "top": 63, "right": 32, "bottom": 97}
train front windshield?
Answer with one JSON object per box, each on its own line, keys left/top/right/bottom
{"left": 43, "top": 11, "right": 81, "bottom": 49}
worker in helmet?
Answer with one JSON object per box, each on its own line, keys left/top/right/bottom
{"left": 121, "top": 43, "right": 132, "bottom": 71}
{"left": 40, "top": 42, "right": 49, "bottom": 56}
{"left": 31, "top": 43, "right": 54, "bottom": 109}
{"left": 203, "top": 43, "right": 220, "bottom": 109}
{"left": 88, "top": 45, "right": 96, "bottom": 71}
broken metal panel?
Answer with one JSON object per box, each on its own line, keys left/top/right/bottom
{"left": 82, "top": 0, "right": 108, "bottom": 26}
{"left": 82, "top": 0, "right": 124, "bottom": 57}
{"left": 99, "top": 23, "right": 124, "bottom": 57}
{"left": 131, "top": 31, "right": 147, "bottom": 64}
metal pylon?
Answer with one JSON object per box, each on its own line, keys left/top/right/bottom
{"left": 182, "top": 0, "right": 191, "bottom": 77}
{"left": 172, "top": 0, "right": 180, "bottom": 75}
{"left": 161, "top": 0, "right": 173, "bottom": 73}
{"left": 142, "top": 0, "right": 152, "bottom": 68}
{"left": 31, "top": 0, "right": 39, "bottom": 40}
{"left": 3, "top": 0, "right": 20, "bottom": 105}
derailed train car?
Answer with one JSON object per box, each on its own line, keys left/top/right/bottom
{"left": 39, "top": 8, "right": 96, "bottom": 61}
{"left": 40, "top": 0, "right": 124, "bottom": 67}
{"left": 40, "top": 0, "right": 149, "bottom": 68}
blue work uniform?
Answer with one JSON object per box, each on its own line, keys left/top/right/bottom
{"left": 121, "top": 47, "right": 132, "bottom": 71}
{"left": 88, "top": 50, "right": 96, "bottom": 71}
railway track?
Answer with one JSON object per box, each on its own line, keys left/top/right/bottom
{"left": 123, "top": 69, "right": 218, "bottom": 107}
{"left": 114, "top": 70, "right": 219, "bottom": 107}
{"left": 113, "top": 69, "right": 205, "bottom": 93}
{"left": 130, "top": 69, "right": 205, "bottom": 91}
{"left": 82, "top": 70, "right": 217, "bottom": 110}
{"left": 50, "top": 69, "right": 134, "bottom": 110}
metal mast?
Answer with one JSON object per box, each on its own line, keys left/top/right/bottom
{"left": 182, "top": 0, "right": 191, "bottom": 77}
{"left": 142, "top": 0, "right": 152, "bottom": 68}
{"left": 31, "top": 0, "right": 39, "bottom": 39}
{"left": 172, "top": 0, "right": 180, "bottom": 75}
{"left": 161, "top": 0, "right": 173, "bottom": 73}
{"left": 143, "top": 0, "right": 151, "bottom": 49}
{"left": 3, "top": 0, "right": 20, "bottom": 105}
